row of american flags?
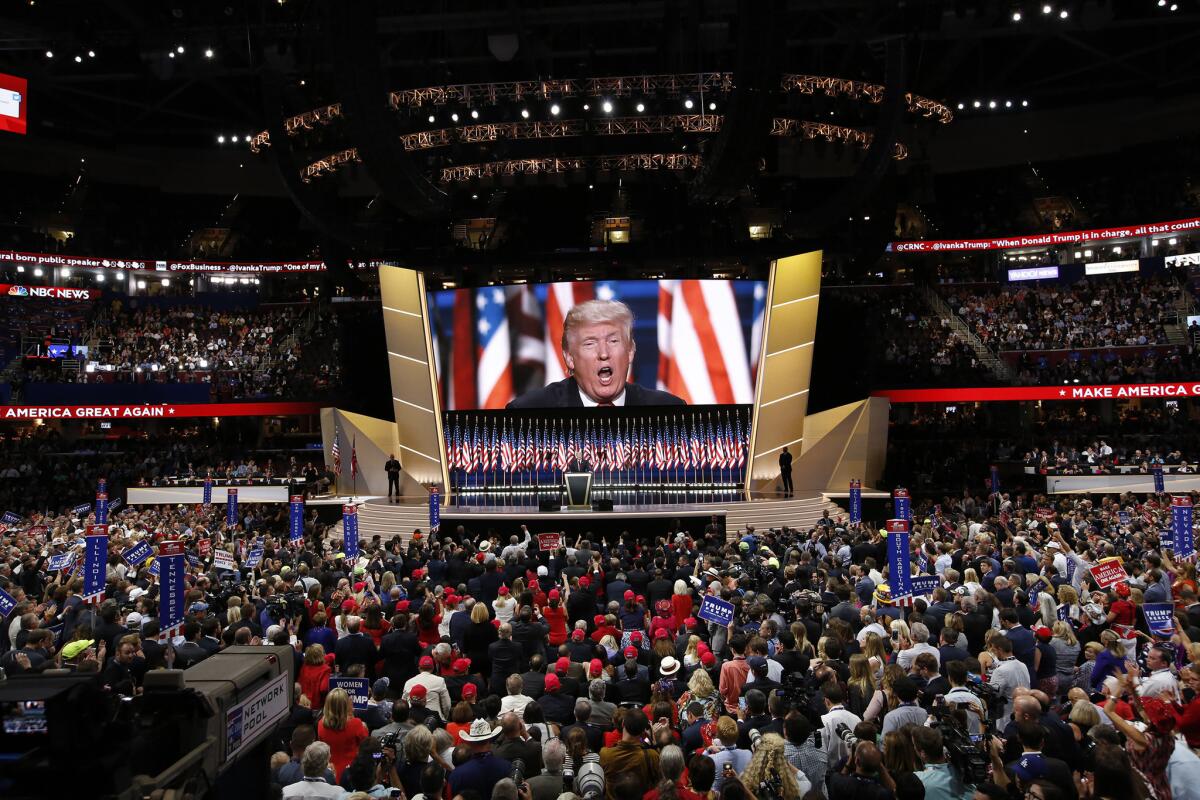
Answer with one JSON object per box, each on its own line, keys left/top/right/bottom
{"left": 431, "top": 279, "right": 767, "bottom": 410}
{"left": 444, "top": 409, "right": 751, "bottom": 483}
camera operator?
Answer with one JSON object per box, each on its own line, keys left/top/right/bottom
{"left": 819, "top": 682, "right": 862, "bottom": 764}
{"left": 942, "top": 661, "right": 986, "bottom": 736}
{"left": 826, "top": 739, "right": 896, "bottom": 800}
{"left": 912, "top": 727, "right": 974, "bottom": 800}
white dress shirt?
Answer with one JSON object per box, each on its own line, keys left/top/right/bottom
{"left": 579, "top": 388, "right": 626, "bottom": 406}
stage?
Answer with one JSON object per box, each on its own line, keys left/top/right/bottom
{"left": 353, "top": 492, "right": 846, "bottom": 544}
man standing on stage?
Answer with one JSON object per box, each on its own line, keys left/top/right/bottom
{"left": 779, "top": 446, "right": 794, "bottom": 497}
{"left": 385, "top": 454, "right": 402, "bottom": 502}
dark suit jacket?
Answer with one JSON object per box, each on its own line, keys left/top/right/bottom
{"left": 334, "top": 633, "right": 379, "bottom": 679}
{"left": 174, "top": 641, "right": 209, "bottom": 669}
{"left": 506, "top": 377, "right": 685, "bottom": 409}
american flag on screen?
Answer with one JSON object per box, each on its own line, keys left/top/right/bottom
{"left": 657, "top": 280, "right": 755, "bottom": 405}
{"left": 474, "top": 287, "right": 513, "bottom": 408}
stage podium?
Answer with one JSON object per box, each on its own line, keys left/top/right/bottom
{"left": 564, "top": 472, "right": 593, "bottom": 509}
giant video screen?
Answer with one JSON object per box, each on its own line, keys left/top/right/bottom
{"left": 427, "top": 279, "right": 767, "bottom": 409}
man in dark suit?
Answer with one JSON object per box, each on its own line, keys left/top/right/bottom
{"left": 778, "top": 447, "right": 794, "bottom": 497}
{"left": 173, "top": 622, "right": 210, "bottom": 669}
{"left": 335, "top": 617, "right": 379, "bottom": 679}
{"left": 506, "top": 299, "right": 685, "bottom": 408}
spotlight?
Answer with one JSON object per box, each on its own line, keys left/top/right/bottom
{"left": 428, "top": 114, "right": 435, "bottom": 123}
{"left": 217, "top": 135, "right": 225, "bottom": 143}
{"left": 95, "top": 273, "right": 105, "bottom": 283}
{"left": 1112, "top": 246, "right": 1121, "bottom": 253}
{"left": 988, "top": 100, "right": 997, "bottom": 108}
{"left": 550, "top": 103, "right": 560, "bottom": 116}
{"left": 635, "top": 102, "right": 645, "bottom": 113}
{"left": 588, "top": 183, "right": 594, "bottom": 190}
{"left": 957, "top": 102, "right": 965, "bottom": 110}
{"left": 244, "top": 135, "right": 251, "bottom": 142}
{"left": 451, "top": 112, "right": 459, "bottom": 122}
{"left": 973, "top": 100, "right": 981, "bottom": 108}
{"left": 45, "top": 50, "right": 53, "bottom": 58}
{"left": 1171, "top": 2, "right": 1178, "bottom": 8}
{"left": 582, "top": 103, "right": 590, "bottom": 111}
{"left": 61, "top": 268, "right": 70, "bottom": 278}
{"left": 602, "top": 100, "right": 613, "bottom": 113}
{"left": 299, "top": 79, "right": 306, "bottom": 86}
{"left": 1169, "top": 237, "right": 1178, "bottom": 245}
{"left": 708, "top": 101, "right": 716, "bottom": 110}
{"left": 1159, "top": 0, "right": 1167, "bottom": 5}
{"left": 74, "top": 55, "right": 81, "bottom": 63}
{"left": 683, "top": 98, "right": 694, "bottom": 109}
{"left": 1005, "top": 100, "right": 1012, "bottom": 108}
{"left": 161, "top": 278, "right": 170, "bottom": 287}
{"left": 168, "top": 52, "right": 175, "bottom": 59}
{"left": 470, "top": 109, "right": 479, "bottom": 119}
{"left": 1022, "top": 100, "right": 1029, "bottom": 107}
{"left": 520, "top": 109, "right": 530, "bottom": 119}
{"left": 87, "top": 50, "right": 96, "bottom": 58}
{"left": 471, "top": 194, "right": 478, "bottom": 200}
{"left": 204, "top": 48, "right": 214, "bottom": 58}
{"left": 176, "top": 45, "right": 185, "bottom": 54}
{"left": 1042, "top": 3, "right": 1052, "bottom": 13}
{"left": 137, "top": 280, "right": 146, "bottom": 289}
{"left": 1012, "top": 10, "right": 1022, "bottom": 21}
{"left": 33, "top": 268, "right": 43, "bottom": 277}
{"left": 1059, "top": 8, "right": 1068, "bottom": 18}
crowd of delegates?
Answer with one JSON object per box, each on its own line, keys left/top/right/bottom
{"left": 943, "top": 277, "right": 1181, "bottom": 353}
{"left": 1023, "top": 442, "right": 1200, "bottom": 475}
{"left": 878, "top": 291, "right": 998, "bottom": 387}
{"left": 8, "top": 486, "right": 1200, "bottom": 799}
{"left": 1008, "top": 346, "right": 1200, "bottom": 388}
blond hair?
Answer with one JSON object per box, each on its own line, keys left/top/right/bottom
{"left": 322, "top": 688, "right": 352, "bottom": 730}
{"left": 562, "top": 299, "right": 634, "bottom": 354}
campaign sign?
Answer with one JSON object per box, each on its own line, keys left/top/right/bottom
{"left": 186, "top": 552, "right": 201, "bottom": 568}
{"left": 849, "top": 479, "right": 862, "bottom": 524}
{"left": 289, "top": 495, "right": 305, "bottom": 545}
{"left": 122, "top": 540, "right": 154, "bottom": 568}
{"left": 911, "top": 575, "right": 940, "bottom": 597}
{"left": 990, "top": 465, "right": 1000, "bottom": 494}
{"left": 1153, "top": 465, "right": 1165, "bottom": 494}
{"left": 1118, "top": 511, "right": 1131, "bottom": 526}
{"left": 429, "top": 486, "right": 441, "bottom": 533}
{"left": 697, "top": 595, "right": 736, "bottom": 627}
{"left": 212, "top": 550, "right": 238, "bottom": 572}
{"left": 203, "top": 477, "right": 213, "bottom": 505}
{"left": 198, "top": 538, "right": 212, "bottom": 557}
{"left": 1172, "top": 496, "right": 1194, "bottom": 559}
{"left": 1143, "top": 603, "right": 1176, "bottom": 637}
{"left": 343, "top": 504, "right": 359, "bottom": 561}
{"left": 1089, "top": 559, "right": 1129, "bottom": 589}
{"left": 538, "top": 532, "right": 564, "bottom": 551}
{"left": 1036, "top": 508, "right": 1055, "bottom": 521}
{"left": 0, "top": 511, "right": 19, "bottom": 525}
{"left": 893, "top": 488, "right": 911, "bottom": 522}
{"left": 886, "top": 518, "right": 913, "bottom": 600}
{"left": 917, "top": 551, "right": 929, "bottom": 574}
{"left": 226, "top": 488, "right": 239, "bottom": 528}
{"left": 48, "top": 552, "right": 75, "bottom": 572}
{"left": 0, "top": 586, "right": 16, "bottom": 618}
{"left": 1161, "top": 529, "right": 1175, "bottom": 550}
{"left": 71, "top": 502, "right": 92, "bottom": 517}
{"left": 244, "top": 548, "right": 264, "bottom": 570}
{"left": 1057, "top": 604, "right": 1071, "bottom": 621}
{"left": 82, "top": 525, "right": 108, "bottom": 602}
{"left": 95, "top": 492, "right": 108, "bottom": 525}
{"left": 148, "top": 560, "right": 160, "bottom": 577}
{"left": 331, "top": 677, "right": 370, "bottom": 711}
{"left": 158, "top": 540, "right": 186, "bottom": 637}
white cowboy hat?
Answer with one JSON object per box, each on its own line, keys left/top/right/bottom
{"left": 459, "top": 718, "right": 502, "bottom": 742}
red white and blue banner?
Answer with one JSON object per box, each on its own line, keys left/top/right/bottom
{"left": 1143, "top": 603, "right": 1176, "bottom": 637}
{"left": 81, "top": 523, "right": 108, "bottom": 603}
{"left": 95, "top": 491, "right": 108, "bottom": 525}
{"left": 289, "top": 495, "right": 305, "bottom": 545}
{"left": 990, "top": 465, "right": 1001, "bottom": 494}
{"left": 48, "top": 552, "right": 75, "bottom": 572}
{"left": 429, "top": 487, "right": 441, "bottom": 533}
{"left": 849, "top": 479, "right": 862, "bottom": 525}
{"left": 157, "top": 540, "right": 187, "bottom": 640}
{"left": 893, "top": 488, "right": 911, "bottom": 522}
{"left": 226, "top": 488, "right": 238, "bottom": 528}
{"left": 1173, "top": 496, "right": 1194, "bottom": 560}
{"left": 0, "top": 401, "right": 323, "bottom": 420}
{"left": 203, "top": 476, "right": 213, "bottom": 506}
{"left": 121, "top": 540, "right": 153, "bottom": 568}
{"left": 343, "top": 504, "right": 359, "bottom": 561}
{"left": 0, "top": 585, "right": 16, "bottom": 618}
{"left": 886, "top": 518, "right": 913, "bottom": 605}
{"left": 911, "top": 575, "right": 940, "bottom": 597}
{"left": 1153, "top": 465, "right": 1166, "bottom": 494}
{"left": 876, "top": 382, "right": 1200, "bottom": 404}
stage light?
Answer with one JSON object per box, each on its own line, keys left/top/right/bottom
{"left": 520, "top": 108, "right": 530, "bottom": 118}
{"left": 33, "top": 267, "right": 43, "bottom": 277}
{"left": 582, "top": 103, "right": 590, "bottom": 111}
{"left": 684, "top": 98, "right": 694, "bottom": 109}
{"left": 88, "top": 50, "right": 96, "bottom": 58}
{"left": 1012, "top": 10, "right": 1022, "bottom": 21}
{"left": 1073, "top": 251, "right": 1081, "bottom": 259}
{"left": 1083, "top": 249, "right": 1092, "bottom": 257}
{"left": 957, "top": 102, "right": 964, "bottom": 110}
{"left": 428, "top": 114, "right": 435, "bottom": 123}
{"left": 602, "top": 100, "right": 613, "bottom": 113}
{"left": 709, "top": 101, "right": 716, "bottom": 110}
{"left": 1159, "top": 0, "right": 1167, "bottom": 5}
{"left": 550, "top": 103, "right": 560, "bottom": 116}
{"left": 95, "top": 273, "right": 105, "bottom": 283}
{"left": 61, "top": 268, "right": 70, "bottom": 278}
{"left": 1170, "top": 237, "right": 1178, "bottom": 245}
{"left": 1112, "top": 246, "right": 1121, "bottom": 253}
{"left": 204, "top": 48, "right": 214, "bottom": 58}
{"left": 1022, "top": 99, "right": 1029, "bottom": 107}
{"left": 1171, "top": 2, "right": 1178, "bottom": 8}
{"left": 1042, "top": 3, "right": 1052, "bottom": 13}
{"left": 168, "top": 52, "right": 175, "bottom": 59}
{"left": 988, "top": 100, "right": 997, "bottom": 108}
{"left": 161, "top": 278, "right": 170, "bottom": 287}
{"left": 217, "top": 135, "right": 225, "bottom": 143}
{"left": 588, "top": 183, "right": 595, "bottom": 190}
{"left": 635, "top": 102, "right": 645, "bottom": 113}
{"left": 471, "top": 193, "right": 478, "bottom": 199}
{"left": 973, "top": 100, "right": 981, "bottom": 108}
{"left": 137, "top": 280, "right": 146, "bottom": 289}
{"left": 1005, "top": 100, "right": 1012, "bottom": 107}
{"left": 299, "top": 79, "right": 306, "bottom": 86}
{"left": 74, "top": 55, "right": 82, "bottom": 63}
{"left": 176, "top": 45, "right": 185, "bottom": 54}
{"left": 470, "top": 109, "right": 479, "bottom": 119}
{"left": 15, "top": 266, "right": 22, "bottom": 273}
{"left": 451, "top": 112, "right": 459, "bottom": 122}
{"left": 45, "top": 50, "right": 53, "bottom": 58}
{"left": 1059, "top": 8, "right": 1068, "bottom": 18}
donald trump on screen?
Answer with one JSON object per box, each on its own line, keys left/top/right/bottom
{"left": 507, "top": 299, "right": 685, "bottom": 408}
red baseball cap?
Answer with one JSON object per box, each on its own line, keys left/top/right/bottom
{"left": 529, "top": 579, "right": 540, "bottom": 590}
{"left": 491, "top": 618, "right": 501, "bottom": 628}
{"left": 696, "top": 642, "right": 710, "bottom": 654}
{"left": 499, "top": 585, "right": 509, "bottom": 595}
{"left": 701, "top": 651, "right": 717, "bottom": 666}
{"left": 341, "top": 599, "right": 356, "bottom": 611}
{"left": 580, "top": 576, "right": 591, "bottom": 587}
{"left": 396, "top": 600, "right": 410, "bottom": 612}
{"left": 624, "top": 646, "right": 638, "bottom": 659}
{"left": 589, "top": 658, "right": 603, "bottom": 676}
{"left": 548, "top": 589, "right": 560, "bottom": 600}
{"left": 462, "top": 683, "right": 478, "bottom": 699}
{"left": 684, "top": 617, "right": 698, "bottom": 628}
{"left": 453, "top": 657, "right": 472, "bottom": 673}
{"left": 544, "top": 673, "right": 561, "bottom": 691}
{"left": 419, "top": 655, "right": 434, "bottom": 669}
{"left": 556, "top": 657, "right": 570, "bottom": 673}
{"left": 623, "top": 589, "right": 635, "bottom": 600}
{"left": 353, "top": 581, "right": 366, "bottom": 592}
{"left": 572, "top": 629, "right": 585, "bottom": 641}
{"left": 476, "top": 553, "right": 486, "bottom": 562}
{"left": 654, "top": 627, "right": 669, "bottom": 640}
{"left": 636, "top": 595, "right": 646, "bottom": 604}
{"left": 411, "top": 568, "right": 424, "bottom": 579}
{"left": 630, "top": 631, "right": 643, "bottom": 643}
{"left": 409, "top": 684, "right": 428, "bottom": 698}
{"left": 594, "top": 615, "right": 606, "bottom": 626}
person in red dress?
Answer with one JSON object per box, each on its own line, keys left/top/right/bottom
{"left": 316, "top": 687, "right": 368, "bottom": 781}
